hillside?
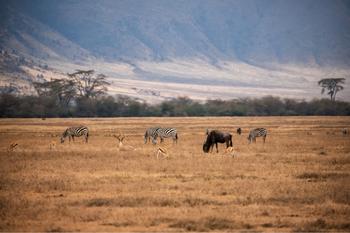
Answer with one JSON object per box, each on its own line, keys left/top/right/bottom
{"left": 6, "top": 0, "right": 350, "bottom": 65}
{"left": 0, "top": 0, "right": 350, "bottom": 102}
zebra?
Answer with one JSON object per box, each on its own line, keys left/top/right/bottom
{"left": 154, "top": 128, "right": 178, "bottom": 144}
{"left": 144, "top": 127, "right": 161, "bottom": 144}
{"left": 61, "top": 126, "right": 89, "bottom": 143}
{"left": 247, "top": 128, "right": 267, "bottom": 144}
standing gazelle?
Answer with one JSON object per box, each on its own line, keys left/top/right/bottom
{"left": 7, "top": 142, "right": 18, "bottom": 152}
{"left": 114, "top": 134, "right": 135, "bottom": 151}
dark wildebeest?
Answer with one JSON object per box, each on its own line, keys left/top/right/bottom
{"left": 203, "top": 130, "right": 233, "bottom": 153}
{"left": 237, "top": 128, "right": 242, "bottom": 135}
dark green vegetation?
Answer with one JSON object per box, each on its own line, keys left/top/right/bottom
{"left": 1, "top": 93, "right": 350, "bottom": 117}
{"left": 1, "top": 69, "right": 349, "bottom": 117}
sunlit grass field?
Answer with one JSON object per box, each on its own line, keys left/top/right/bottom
{"left": 0, "top": 117, "right": 349, "bottom": 232}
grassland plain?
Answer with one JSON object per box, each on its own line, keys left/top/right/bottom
{"left": 0, "top": 116, "right": 349, "bottom": 232}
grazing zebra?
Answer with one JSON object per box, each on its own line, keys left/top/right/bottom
{"left": 154, "top": 128, "right": 178, "bottom": 144}
{"left": 61, "top": 126, "right": 89, "bottom": 143}
{"left": 248, "top": 128, "right": 267, "bottom": 144}
{"left": 144, "top": 127, "right": 161, "bottom": 144}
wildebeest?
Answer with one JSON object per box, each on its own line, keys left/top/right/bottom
{"left": 237, "top": 128, "right": 242, "bottom": 135}
{"left": 203, "top": 130, "right": 233, "bottom": 153}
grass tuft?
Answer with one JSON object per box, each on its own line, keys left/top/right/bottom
{"left": 46, "top": 226, "right": 66, "bottom": 232}
{"left": 261, "top": 223, "right": 273, "bottom": 228}
{"left": 169, "top": 217, "right": 236, "bottom": 231}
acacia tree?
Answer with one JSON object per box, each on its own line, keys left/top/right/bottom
{"left": 318, "top": 78, "right": 345, "bottom": 101}
{"left": 67, "top": 70, "right": 110, "bottom": 99}
{"left": 33, "top": 78, "right": 76, "bottom": 107}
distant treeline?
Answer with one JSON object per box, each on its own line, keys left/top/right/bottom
{"left": 1, "top": 93, "right": 349, "bottom": 117}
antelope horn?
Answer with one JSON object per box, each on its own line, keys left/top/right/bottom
{"left": 158, "top": 147, "right": 167, "bottom": 154}
{"left": 113, "top": 134, "right": 121, "bottom": 140}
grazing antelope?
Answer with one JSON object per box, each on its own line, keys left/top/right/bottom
{"left": 225, "top": 146, "right": 236, "bottom": 157}
{"left": 114, "top": 134, "right": 135, "bottom": 151}
{"left": 156, "top": 147, "right": 169, "bottom": 159}
{"left": 61, "top": 126, "right": 89, "bottom": 143}
{"left": 7, "top": 142, "right": 18, "bottom": 152}
{"left": 248, "top": 128, "right": 267, "bottom": 144}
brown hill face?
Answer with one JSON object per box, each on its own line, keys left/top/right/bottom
{"left": 1, "top": 0, "right": 350, "bottom": 102}
{"left": 0, "top": 5, "right": 92, "bottom": 62}
{"left": 2, "top": 0, "right": 350, "bottom": 66}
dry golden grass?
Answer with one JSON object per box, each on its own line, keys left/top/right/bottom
{"left": 0, "top": 116, "right": 349, "bottom": 232}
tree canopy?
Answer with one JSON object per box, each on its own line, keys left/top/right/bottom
{"left": 318, "top": 78, "right": 345, "bottom": 101}
{"left": 67, "top": 70, "right": 110, "bottom": 99}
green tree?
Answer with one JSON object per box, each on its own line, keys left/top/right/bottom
{"left": 33, "top": 78, "right": 76, "bottom": 107}
{"left": 67, "top": 70, "right": 110, "bottom": 99}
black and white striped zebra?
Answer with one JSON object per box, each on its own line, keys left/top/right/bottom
{"left": 247, "top": 128, "right": 267, "bottom": 144}
{"left": 61, "top": 126, "right": 89, "bottom": 143}
{"left": 144, "top": 127, "right": 161, "bottom": 144}
{"left": 154, "top": 128, "right": 178, "bottom": 144}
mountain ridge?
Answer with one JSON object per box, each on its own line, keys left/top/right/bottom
{"left": 3, "top": 0, "right": 350, "bottom": 66}
{"left": 1, "top": 0, "right": 350, "bottom": 102}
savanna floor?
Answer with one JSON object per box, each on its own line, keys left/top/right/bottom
{"left": 0, "top": 117, "right": 349, "bottom": 232}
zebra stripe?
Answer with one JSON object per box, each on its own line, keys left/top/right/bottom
{"left": 248, "top": 128, "right": 267, "bottom": 144}
{"left": 144, "top": 127, "right": 161, "bottom": 144}
{"left": 155, "top": 128, "right": 178, "bottom": 144}
{"left": 61, "top": 126, "right": 89, "bottom": 143}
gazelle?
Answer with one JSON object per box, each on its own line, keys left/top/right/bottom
{"left": 49, "top": 140, "right": 57, "bottom": 150}
{"left": 7, "top": 142, "right": 18, "bottom": 152}
{"left": 113, "top": 134, "right": 135, "bottom": 151}
{"left": 156, "top": 147, "right": 169, "bottom": 159}
{"left": 225, "top": 146, "right": 236, "bottom": 157}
